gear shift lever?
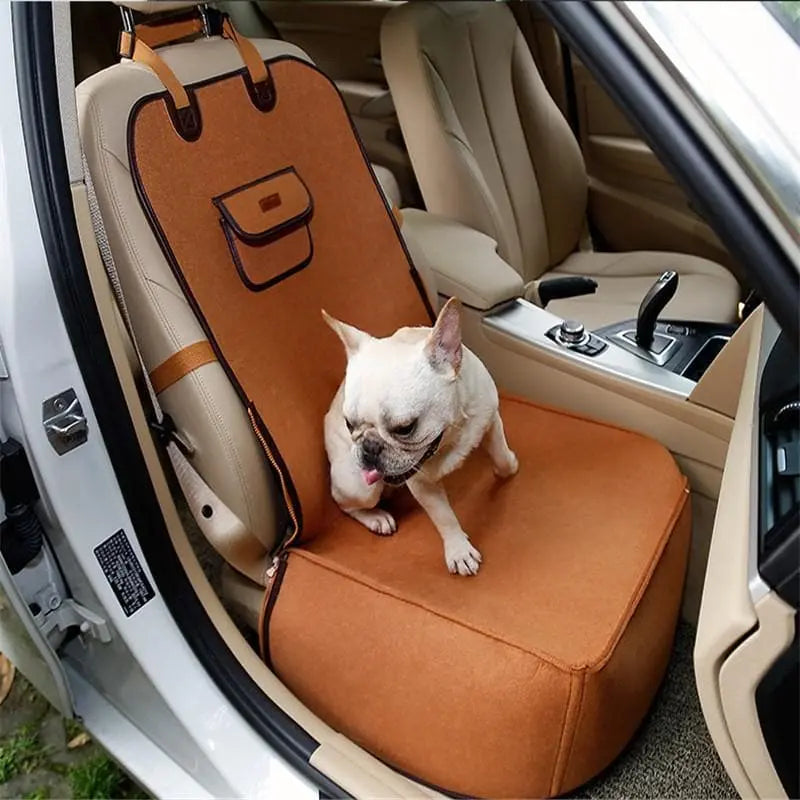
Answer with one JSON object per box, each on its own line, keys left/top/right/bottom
{"left": 636, "top": 271, "right": 678, "bottom": 350}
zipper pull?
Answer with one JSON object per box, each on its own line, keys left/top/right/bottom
{"left": 265, "top": 555, "right": 281, "bottom": 582}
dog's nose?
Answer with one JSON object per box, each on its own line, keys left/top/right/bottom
{"left": 361, "top": 436, "right": 384, "bottom": 467}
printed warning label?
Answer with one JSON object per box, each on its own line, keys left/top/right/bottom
{"left": 94, "top": 530, "right": 155, "bottom": 617}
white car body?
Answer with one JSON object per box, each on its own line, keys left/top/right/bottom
{"left": 0, "top": 2, "right": 796, "bottom": 798}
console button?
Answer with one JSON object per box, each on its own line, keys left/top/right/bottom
{"left": 666, "top": 324, "right": 688, "bottom": 336}
{"left": 559, "top": 319, "right": 587, "bottom": 345}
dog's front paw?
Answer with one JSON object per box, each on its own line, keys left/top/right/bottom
{"left": 444, "top": 535, "right": 482, "bottom": 576}
{"left": 350, "top": 508, "right": 397, "bottom": 536}
{"left": 494, "top": 450, "right": 519, "bottom": 479}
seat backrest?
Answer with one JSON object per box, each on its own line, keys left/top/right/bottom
{"left": 381, "top": 1, "right": 587, "bottom": 281}
{"left": 78, "top": 35, "right": 307, "bottom": 583}
{"left": 77, "top": 16, "right": 432, "bottom": 585}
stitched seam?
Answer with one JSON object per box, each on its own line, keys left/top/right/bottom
{"left": 510, "top": 34, "right": 551, "bottom": 267}
{"left": 588, "top": 487, "right": 689, "bottom": 671}
{"left": 552, "top": 671, "right": 586, "bottom": 795}
{"left": 291, "top": 546, "right": 570, "bottom": 669}
{"left": 144, "top": 275, "right": 190, "bottom": 302}
{"left": 420, "top": 52, "right": 472, "bottom": 152}
{"left": 446, "top": 137, "right": 514, "bottom": 256}
{"left": 549, "top": 672, "right": 576, "bottom": 794}
{"left": 188, "top": 369, "right": 262, "bottom": 539}
{"left": 419, "top": 52, "right": 510, "bottom": 254}
{"left": 468, "top": 20, "right": 525, "bottom": 271}
{"left": 560, "top": 252, "right": 646, "bottom": 277}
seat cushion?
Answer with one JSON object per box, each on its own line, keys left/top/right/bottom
{"left": 266, "top": 397, "right": 691, "bottom": 798}
{"left": 548, "top": 250, "right": 741, "bottom": 329}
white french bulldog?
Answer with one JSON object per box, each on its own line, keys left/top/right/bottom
{"left": 322, "top": 298, "right": 518, "bottom": 576}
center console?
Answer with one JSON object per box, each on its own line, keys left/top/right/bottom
{"left": 486, "top": 269, "right": 740, "bottom": 394}
{"left": 593, "top": 318, "right": 737, "bottom": 381}
{"left": 484, "top": 300, "right": 705, "bottom": 399}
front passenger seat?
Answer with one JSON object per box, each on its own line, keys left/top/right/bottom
{"left": 381, "top": 1, "right": 740, "bottom": 329}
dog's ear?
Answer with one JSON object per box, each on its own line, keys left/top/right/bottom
{"left": 425, "top": 297, "right": 462, "bottom": 375}
{"left": 321, "top": 309, "right": 371, "bottom": 359}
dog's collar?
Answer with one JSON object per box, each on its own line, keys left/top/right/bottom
{"left": 383, "top": 431, "right": 444, "bottom": 486}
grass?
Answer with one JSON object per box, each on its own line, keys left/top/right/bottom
{"left": 67, "top": 756, "right": 147, "bottom": 800}
{"left": 0, "top": 723, "right": 44, "bottom": 783}
{"left": 23, "top": 789, "right": 49, "bottom": 800}
{"left": 0, "top": 681, "right": 149, "bottom": 799}
{"left": 779, "top": 0, "right": 800, "bottom": 21}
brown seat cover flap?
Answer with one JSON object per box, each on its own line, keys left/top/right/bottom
{"left": 128, "top": 56, "right": 432, "bottom": 545}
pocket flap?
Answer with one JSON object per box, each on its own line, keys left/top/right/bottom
{"left": 213, "top": 167, "right": 312, "bottom": 244}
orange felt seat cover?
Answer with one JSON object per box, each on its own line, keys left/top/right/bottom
{"left": 127, "top": 54, "right": 690, "bottom": 798}
{"left": 267, "top": 398, "right": 690, "bottom": 797}
{"left": 128, "top": 57, "right": 433, "bottom": 547}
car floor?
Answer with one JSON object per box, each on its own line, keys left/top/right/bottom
{"left": 180, "top": 498, "right": 736, "bottom": 799}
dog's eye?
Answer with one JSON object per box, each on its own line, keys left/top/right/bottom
{"left": 345, "top": 418, "right": 355, "bottom": 433}
{"left": 391, "top": 419, "right": 417, "bottom": 437}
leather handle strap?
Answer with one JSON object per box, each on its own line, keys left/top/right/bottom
{"left": 121, "top": 30, "right": 192, "bottom": 109}
{"left": 120, "top": 14, "right": 269, "bottom": 112}
{"left": 222, "top": 17, "right": 268, "bottom": 86}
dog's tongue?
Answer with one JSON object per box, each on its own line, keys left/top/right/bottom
{"left": 362, "top": 469, "right": 383, "bottom": 486}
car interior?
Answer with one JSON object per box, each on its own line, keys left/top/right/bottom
{"left": 63, "top": 1, "right": 797, "bottom": 797}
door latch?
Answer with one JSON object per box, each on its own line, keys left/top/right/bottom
{"left": 42, "top": 389, "right": 88, "bottom": 455}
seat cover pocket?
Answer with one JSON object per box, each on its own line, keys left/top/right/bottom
{"left": 214, "top": 167, "right": 313, "bottom": 291}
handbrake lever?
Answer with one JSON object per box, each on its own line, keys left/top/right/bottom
{"left": 532, "top": 276, "right": 598, "bottom": 308}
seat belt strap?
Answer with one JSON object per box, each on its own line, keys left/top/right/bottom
{"left": 81, "top": 154, "right": 272, "bottom": 586}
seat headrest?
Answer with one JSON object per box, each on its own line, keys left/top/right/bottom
{"left": 112, "top": 1, "right": 198, "bottom": 14}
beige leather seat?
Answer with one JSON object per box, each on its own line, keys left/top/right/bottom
{"left": 78, "top": 24, "right": 307, "bottom": 592}
{"left": 381, "top": 1, "right": 741, "bottom": 329}
{"left": 76, "top": 9, "right": 433, "bottom": 621}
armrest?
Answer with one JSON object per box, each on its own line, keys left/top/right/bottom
{"left": 336, "top": 80, "right": 395, "bottom": 119}
{"left": 400, "top": 209, "right": 524, "bottom": 310}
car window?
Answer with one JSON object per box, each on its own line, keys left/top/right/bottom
{"left": 626, "top": 1, "right": 800, "bottom": 240}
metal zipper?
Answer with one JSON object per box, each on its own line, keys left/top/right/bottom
{"left": 247, "top": 406, "right": 300, "bottom": 551}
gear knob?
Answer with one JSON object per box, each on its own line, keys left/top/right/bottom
{"left": 636, "top": 271, "right": 678, "bottom": 351}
